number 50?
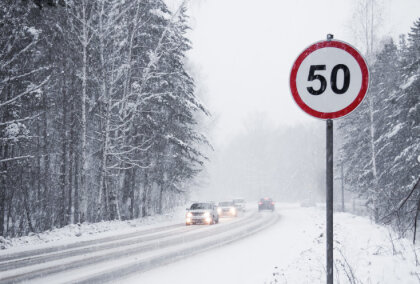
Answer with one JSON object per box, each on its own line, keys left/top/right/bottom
{"left": 307, "top": 64, "right": 350, "bottom": 95}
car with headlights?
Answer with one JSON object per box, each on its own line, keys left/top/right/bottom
{"left": 217, "top": 201, "right": 238, "bottom": 217}
{"left": 258, "top": 197, "right": 275, "bottom": 211}
{"left": 233, "top": 198, "right": 246, "bottom": 212}
{"left": 186, "top": 202, "right": 219, "bottom": 225}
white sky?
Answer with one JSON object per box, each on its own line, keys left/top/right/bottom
{"left": 167, "top": 0, "right": 420, "bottom": 145}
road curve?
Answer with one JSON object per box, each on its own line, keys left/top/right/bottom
{"left": 0, "top": 210, "right": 279, "bottom": 284}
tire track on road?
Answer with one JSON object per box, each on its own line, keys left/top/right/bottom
{"left": 0, "top": 211, "right": 260, "bottom": 283}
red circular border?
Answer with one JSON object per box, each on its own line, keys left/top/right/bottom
{"left": 290, "top": 40, "right": 369, "bottom": 120}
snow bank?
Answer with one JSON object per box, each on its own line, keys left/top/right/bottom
{"left": 272, "top": 207, "right": 420, "bottom": 283}
{"left": 0, "top": 207, "right": 186, "bottom": 253}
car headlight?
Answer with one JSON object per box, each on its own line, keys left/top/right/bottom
{"left": 230, "top": 207, "right": 236, "bottom": 214}
{"left": 217, "top": 207, "right": 222, "bottom": 214}
{"left": 203, "top": 211, "right": 210, "bottom": 218}
{"left": 186, "top": 212, "right": 192, "bottom": 218}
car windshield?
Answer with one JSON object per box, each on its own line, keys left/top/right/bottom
{"left": 190, "top": 203, "right": 212, "bottom": 210}
{"left": 233, "top": 199, "right": 244, "bottom": 203}
{"left": 219, "top": 202, "right": 233, "bottom": 206}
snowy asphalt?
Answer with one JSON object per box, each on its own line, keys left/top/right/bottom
{"left": 125, "top": 204, "right": 420, "bottom": 284}
{"left": 0, "top": 209, "right": 278, "bottom": 283}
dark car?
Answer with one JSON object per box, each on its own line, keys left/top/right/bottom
{"left": 258, "top": 198, "right": 275, "bottom": 211}
{"left": 186, "top": 202, "right": 219, "bottom": 225}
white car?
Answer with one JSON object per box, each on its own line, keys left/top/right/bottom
{"left": 217, "top": 201, "right": 238, "bottom": 217}
{"left": 233, "top": 198, "right": 246, "bottom": 212}
{"left": 186, "top": 203, "right": 219, "bottom": 225}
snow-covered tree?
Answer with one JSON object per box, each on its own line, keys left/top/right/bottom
{"left": 338, "top": 18, "right": 420, "bottom": 237}
{"left": 0, "top": 0, "right": 209, "bottom": 236}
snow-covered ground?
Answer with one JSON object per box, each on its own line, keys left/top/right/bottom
{"left": 2, "top": 203, "right": 420, "bottom": 283}
{"left": 0, "top": 207, "right": 186, "bottom": 253}
{"left": 123, "top": 203, "right": 420, "bottom": 284}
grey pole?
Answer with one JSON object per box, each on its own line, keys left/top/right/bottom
{"left": 326, "top": 33, "right": 334, "bottom": 284}
{"left": 326, "top": 119, "right": 334, "bottom": 284}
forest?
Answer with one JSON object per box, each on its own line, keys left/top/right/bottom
{"left": 338, "top": 18, "right": 420, "bottom": 239}
{"left": 0, "top": 0, "right": 209, "bottom": 237}
{"left": 0, "top": 0, "right": 419, "bottom": 243}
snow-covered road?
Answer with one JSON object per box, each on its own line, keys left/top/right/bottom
{"left": 123, "top": 203, "right": 307, "bottom": 284}
{"left": 124, "top": 204, "right": 420, "bottom": 284}
{"left": 0, "top": 208, "right": 278, "bottom": 283}
{"left": 2, "top": 204, "right": 420, "bottom": 283}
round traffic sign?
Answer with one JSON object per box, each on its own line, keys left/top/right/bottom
{"left": 290, "top": 40, "right": 369, "bottom": 119}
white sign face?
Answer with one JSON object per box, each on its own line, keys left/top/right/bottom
{"left": 290, "top": 40, "right": 369, "bottom": 119}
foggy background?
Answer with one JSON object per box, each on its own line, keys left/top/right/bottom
{"left": 176, "top": 0, "right": 420, "bottom": 203}
{"left": 194, "top": 118, "right": 325, "bottom": 202}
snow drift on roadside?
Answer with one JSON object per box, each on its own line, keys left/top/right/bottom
{"left": 0, "top": 207, "right": 186, "bottom": 252}
{"left": 272, "top": 207, "right": 420, "bottom": 283}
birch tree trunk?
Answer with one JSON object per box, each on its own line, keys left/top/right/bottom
{"left": 79, "top": 0, "right": 89, "bottom": 222}
{"left": 68, "top": 111, "right": 74, "bottom": 225}
{"left": 96, "top": 0, "right": 107, "bottom": 221}
{"left": 42, "top": 89, "right": 51, "bottom": 228}
{"left": 60, "top": 81, "right": 68, "bottom": 226}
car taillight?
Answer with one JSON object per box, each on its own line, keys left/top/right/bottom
{"left": 258, "top": 202, "right": 262, "bottom": 205}
{"left": 271, "top": 202, "right": 275, "bottom": 205}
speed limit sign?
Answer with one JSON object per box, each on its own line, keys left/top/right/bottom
{"left": 290, "top": 40, "right": 369, "bottom": 119}
{"left": 290, "top": 36, "right": 369, "bottom": 284}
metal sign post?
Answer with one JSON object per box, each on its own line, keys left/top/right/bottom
{"left": 325, "top": 34, "right": 334, "bottom": 284}
{"left": 326, "top": 118, "right": 333, "bottom": 283}
{"left": 289, "top": 34, "right": 369, "bottom": 284}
